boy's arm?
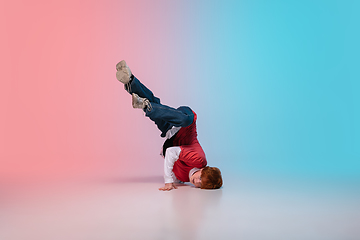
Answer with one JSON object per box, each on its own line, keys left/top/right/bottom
{"left": 159, "top": 147, "right": 181, "bottom": 191}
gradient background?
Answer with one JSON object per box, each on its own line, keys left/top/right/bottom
{"left": 1, "top": 0, "right": 359, "bottom": 185}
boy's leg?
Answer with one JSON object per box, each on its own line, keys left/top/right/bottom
{"left": 125, "top": 76, "right": 160, "bottom": 104}
{"left": 116, "top": 60, "right": 193, "bottom": 136}
{"left": 116, "top": 60, "right": 160, "bottom": 104}
{"left": 145, "top": 103, "right": 194, "bottom": 137}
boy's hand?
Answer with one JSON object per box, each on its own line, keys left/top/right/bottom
{"left": 159, "top": 183, "right": 177, "bottom": 191}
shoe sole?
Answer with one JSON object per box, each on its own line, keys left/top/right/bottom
{"left": 116, "top": 60, "right": 126, "bottom": 71}
{"left": 116, "top": 70, "right": 130, "bottom": 84}
{"left": 116, "top": 60, "right": 131, "bottom": 84}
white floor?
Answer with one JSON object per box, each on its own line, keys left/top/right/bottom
{"left": 1, "top": 175, "right": 359, "bottom": 240}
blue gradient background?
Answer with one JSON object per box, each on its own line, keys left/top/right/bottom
{"left": 185, "top": 0, "right": 360, "bottom": 180}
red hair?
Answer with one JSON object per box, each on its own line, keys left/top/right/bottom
{"left": 200, "top": 166, "right": 223, "bottom": 189}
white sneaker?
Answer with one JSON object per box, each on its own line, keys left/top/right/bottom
{"left": 132, "top": 93, "right": 152, "bottom": 110}
{"left": 116, "top": 60, "right": 132, "bottom": 84}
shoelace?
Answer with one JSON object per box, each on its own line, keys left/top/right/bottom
{"left": 125, "top": 82, "right": 131, "bottom": 93}
{"left": 145, "top": 99, "right": 152, "bottom": 111}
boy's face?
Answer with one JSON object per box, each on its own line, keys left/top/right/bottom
{"left": 190, "top": 169, "right": 203, "bottom": 188}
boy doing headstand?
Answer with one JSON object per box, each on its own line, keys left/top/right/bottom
{"left": 116, "top": 60, "right": 222, "bottom": 191}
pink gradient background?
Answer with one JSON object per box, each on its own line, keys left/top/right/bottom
{"left": 1, "top": 0, "right": 197, "bottom": 184}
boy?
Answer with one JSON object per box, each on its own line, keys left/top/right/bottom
{"left": 116, "top": 60, "right": 222, "bottom": 191}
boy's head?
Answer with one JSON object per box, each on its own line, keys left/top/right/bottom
{"left": 200, "top": 166, "right": 223, "bottom": 189}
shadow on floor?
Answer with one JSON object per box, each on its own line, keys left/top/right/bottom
{"left": 104, "top": 175, "right": 165, "bottom": 184}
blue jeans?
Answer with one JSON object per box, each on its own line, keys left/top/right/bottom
{"left": 125, "top": 76, "right": 194, "bottom": 137}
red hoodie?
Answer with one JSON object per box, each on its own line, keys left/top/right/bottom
{"left": 171, "top": 112, "right": 207, "bottom": 182}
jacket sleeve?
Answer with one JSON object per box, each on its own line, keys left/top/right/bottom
{"left": 164, "top": 147, "right": 181, "bottom": 183}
